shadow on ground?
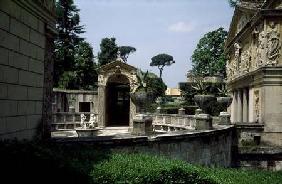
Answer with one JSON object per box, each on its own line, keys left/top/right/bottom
{"left": 0, "top": 140, "right": 112, "bottom": 184}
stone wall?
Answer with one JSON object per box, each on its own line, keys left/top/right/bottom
{"left": 0, "top": 0, "right": 55, "bottom": 140}
{"left": 56, "top": 127, "right": 234, "bottom": 167}
{"left": 53, "top": 89, "right": 98, "bottom": 113}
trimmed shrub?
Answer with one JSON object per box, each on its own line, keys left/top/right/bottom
{"left": 90, "top": 153, "right": 216, "bottom": 184}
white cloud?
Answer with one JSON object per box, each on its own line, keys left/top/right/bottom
{"left": 168, "top": 21, "right": 194, "bottom": 33}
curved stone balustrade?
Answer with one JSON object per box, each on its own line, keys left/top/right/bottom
{"left": 150, "top": 114, "right": 196, "bottom": 132}
{"left": 52, "top": 112, "right": 98, "bottom": 130}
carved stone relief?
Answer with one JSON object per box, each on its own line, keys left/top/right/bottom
{"left": 266, "top": 22, "right": 281, "bottom": 66}
{"left": 240, "top": 49, "right": 251, "bottom": 74}
{"left": 255, "top": 25, "right": 266, "bottom": 68}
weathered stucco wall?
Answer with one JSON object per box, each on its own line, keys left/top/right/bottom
{"left": 0, "top": 0, "right": 55, "bottom": 140}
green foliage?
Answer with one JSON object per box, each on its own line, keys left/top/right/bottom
{"left": 191, "top": 27, "right": 228, "bottom": 77}
{"left": 57, "top": 41, "right": 98, "bottom": 90}
{"left": 228, "top": 0, "right": 239, "bottom": 7}
{"left": 119, "top": 46, "right": 136, "bottom": 63}
{"left": 98, "top": 37, "right": 119, "bottom": 66}
{"left": 58, "top": 71, "right": 78, "bottom": 89}
{"left": 150, "top": 53, "right": 175, "bottom": 78}
{"left": 196, "top": 166, "right": 282, "bottom": 184}
{"left": 191, "top": 76, "right": 210, "bottom": 95}
{"left": 90, "top": 153, "right": 216, "bottom": 184}
{"left": 74, "top": 41, "right": 98, "bottom": 90}
{"left": 146, "top": 72, "right": 167, "bottom": 98}
{"left": 135, "top": 69, "right": 149, "bottom": 92}
{"left": 134, "top": 70, "right": 167, "bottom": 99}
{"left": 54, "top": 0, "right": 85, "bottom": 86}
{"left": 217, "top": 84, "right": 230, "bottom": 97}
{"left": 1, "top": 141, "right": 282, "bottom": 184}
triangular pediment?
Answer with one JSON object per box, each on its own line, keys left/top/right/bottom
{"left": 225, "top": 4, "right": 259, "bottom": 48}
{"left": 99, "top": 60, "right": 137, "bottom": 74}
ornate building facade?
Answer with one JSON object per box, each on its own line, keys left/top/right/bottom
{"left": 226, "top": 0, "right": 282, "bottom": 145}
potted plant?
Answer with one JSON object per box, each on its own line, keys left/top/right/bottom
{"left": 216, "top": 84, "right": 232, "bottom": 112}
{"left": 130, "top": 69, "right": 154, "bottom": 114}
{"left": 191, "top": 75, "right": 216, "bottom": 114}
{"left": 130, "top": 69, "right": 154, "bottom": 135}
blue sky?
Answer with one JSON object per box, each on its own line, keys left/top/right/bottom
{"left": 75, "top": 0, "right": 234, "bottom": 87}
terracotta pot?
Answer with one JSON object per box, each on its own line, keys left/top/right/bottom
{"left": 194, "top": 95, "right": 216, "bottom": 114}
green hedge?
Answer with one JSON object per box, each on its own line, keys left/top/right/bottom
{"left": 90, "top": 153, "right": 216, "bottom": 184}
{"left": 1, "top": 141, "right": 282, "bottom": 184}
{"left": 90, "top": 153, "right": 282, "bottom": 184}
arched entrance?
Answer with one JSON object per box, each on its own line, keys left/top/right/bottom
{"left": 105, "top": 74, "right": 130, "bottom": 126}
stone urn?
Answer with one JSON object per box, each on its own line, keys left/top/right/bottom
{"left": 217, "top": 96, "right": 233, "bottom": 112}
{"left": 194, "top": 94, "right": 216, "bottom": 114}
{"left": 130, "top": 90, "right": 154, "bottom": 114}
{"left": 130, "top": 90, "right": 154, "bottom": 135}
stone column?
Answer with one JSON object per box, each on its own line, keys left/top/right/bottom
{"left": 237, "top": 89, "right": 243, "bottom": 123}
{"left": 242, "top": 88, "right": 249, "bottom": 123}
{"left": 98, "top": 85, "right": 106, "bottom": 127}
{"left": 231, "top": 91, "right": 237, "bottom": 123}
{"left": 248, "top": 88, "right": 254, "bottom": 123}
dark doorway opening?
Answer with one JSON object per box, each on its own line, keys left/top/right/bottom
{"left": 79, "top": 102, "right": 90, "bottom": 112}
{"left": 106, "top": 75, "right": 130, "bottom": 126}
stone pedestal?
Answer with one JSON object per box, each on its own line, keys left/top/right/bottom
{"left": 195, "top": 114, "right": 213, "bottom": 130}
{"left": 69, "top": 106, "right": 75, "bottom": 113}
{"left": 178, "top": 108, "right": 186, "bottom": 115}
{"left": 156, "top": 107, "right": 162, "bottom": 114}
{"left": 132, "top": 114, "right": 153, "bottom": 136}
{"left": 218, "top": 112, "right": 231, "bottom": 125}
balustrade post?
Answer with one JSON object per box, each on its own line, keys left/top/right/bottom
{"left": 72, "top": 113, "right": 76, "bottom": 129}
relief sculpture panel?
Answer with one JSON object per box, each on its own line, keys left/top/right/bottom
{"left": 266, "top": 22, "right": 281, "bottom": 66}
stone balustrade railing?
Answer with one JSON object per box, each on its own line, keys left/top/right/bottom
{"left": 52, "top": 112, "right": 98, "bottom": 130}
{"left": 150, "top": 114, "right": 196, "bottom": 132}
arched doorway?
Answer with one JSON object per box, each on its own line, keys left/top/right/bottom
{"left": 105, "top": 74, "right": 130, "bottom": 126}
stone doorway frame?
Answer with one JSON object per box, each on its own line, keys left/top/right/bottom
{"left": 97, "top": 61, "right": 138, "bottom": 128}
{"left": 105, "top": 74, "right": 130, "bottom": 126}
